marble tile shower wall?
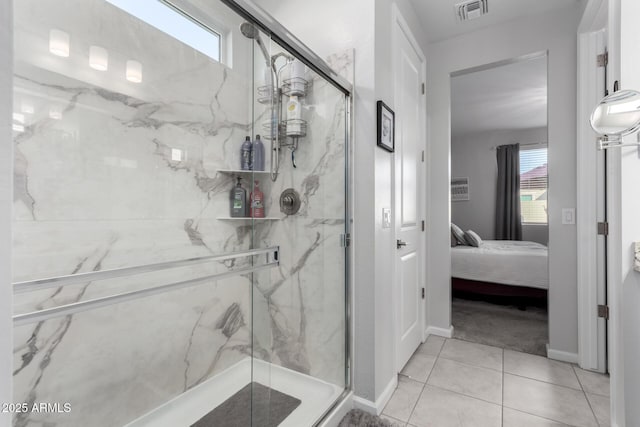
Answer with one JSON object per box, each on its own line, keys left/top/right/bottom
{"left": 11, "top": 1, "right": 348, "bottom": 426}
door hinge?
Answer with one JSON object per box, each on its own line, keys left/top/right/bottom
{"left": 421, "top": 288, "right": 425, "bottom": 299}
{"left": 421, "top": 150, "right": 425, "bottom": 162}
{"left": 421, "top": 220, "right": 425, "bottom": 232}
{"left": 421, "top": 83, "right": 425, "bottom": 95}
{"left": 597, "top": 52, "right": 608, "bottom": 67}
{"left": 597, "top": 222, "right": 609, "bottom": 236}
{"left": 340, "top": 233, "right": 351, "bottom": 248}
{"left": 597, "top": 304, "right": 609, "bottom": 320}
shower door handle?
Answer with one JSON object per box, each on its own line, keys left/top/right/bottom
{"left": 397, "top": 239, "right": 407, "bottom": 249}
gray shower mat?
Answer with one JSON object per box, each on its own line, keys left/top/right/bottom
{"left": 191, "top": 382, "right": 301, "bottom": 427}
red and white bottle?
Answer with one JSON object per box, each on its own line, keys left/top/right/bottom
{"left": 250, "top": 180, "right": 265, "bottom": 218}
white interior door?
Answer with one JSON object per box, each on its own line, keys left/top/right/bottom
{"left": 393, "top": 10, "right": 426, "bottom": 371}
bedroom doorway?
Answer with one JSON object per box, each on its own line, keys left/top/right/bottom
{"left": 449, "top": 53, "right": 549, "bottom": 356}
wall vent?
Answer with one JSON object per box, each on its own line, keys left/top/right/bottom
{"left": 455, "top": 0, "right": 489, "bottom": 22}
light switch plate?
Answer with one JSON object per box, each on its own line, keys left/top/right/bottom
{"left": 562, "top": 208, "right": 575, "bottom": 225}
{"left": 382, "top": 208, "right": 391, "bottom": 229}
{"left": 634, "top": 242, "right": 640, "bottom": 273}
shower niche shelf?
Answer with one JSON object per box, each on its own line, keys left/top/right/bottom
{"left": 217, "top": 216, "right": 281, "bottom": 221}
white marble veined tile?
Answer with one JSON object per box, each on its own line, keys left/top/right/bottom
{"left": 12, "top": 0, "right": 352, "bottom": 422}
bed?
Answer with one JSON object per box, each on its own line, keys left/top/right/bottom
{"left": 451, "top": 240, "right": 548, "bottom": 300}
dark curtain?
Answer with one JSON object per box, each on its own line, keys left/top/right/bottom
{"left": 495, "top": 143, "right": 522, "bottom": 240}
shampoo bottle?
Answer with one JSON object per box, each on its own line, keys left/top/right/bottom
{"left": 250, "top": 180, "right": 265, "bottom": 218}
{"left": 240, "top": 136, "right": 252, "bottom": 170}
{"left": 230, "top": 177, "right": 247, "bottom": 217}
{"left": 252, "top": 134, "right": 265, "bottom": 171}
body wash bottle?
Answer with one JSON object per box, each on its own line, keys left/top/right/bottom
{"left": 250, "top": 180, "right": 265, "bottom": 218}
{"left": 230, "top": 177, "right": 247, "bottom": 217}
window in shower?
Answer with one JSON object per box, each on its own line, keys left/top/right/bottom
{"left": 105, "top": 0, "right": 222, "bottom": 62}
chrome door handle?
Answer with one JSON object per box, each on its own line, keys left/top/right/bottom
{"left": 397, "top": 239, "right": 407, "bottom": 249}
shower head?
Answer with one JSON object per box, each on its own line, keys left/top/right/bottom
{"left": 240, "top": 22, "right": 271, "bottom": 65}
{"left": 240, "top": 22, "right": 259, "bottom": 39}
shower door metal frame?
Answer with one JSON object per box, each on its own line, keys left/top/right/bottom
{"left": 220, "top": 0, "right": 353, "bottom": 96}
{"left": 219, "top": 0, "right": 354, "bottom": 424}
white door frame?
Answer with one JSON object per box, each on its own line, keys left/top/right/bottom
{"left": 604, "top": 0, "right": 625, "bottom": 425}
{"left": 391, "top": 4, "right": 428, "bottom": 372}
{"left": 578, "top": 1, "right": 624, "bottom": 426}
{"left": 576, "top": 0, "right": 608, "bottom": 373}
{"left": 0, "top": 1, "right": 13, "bottom": 423}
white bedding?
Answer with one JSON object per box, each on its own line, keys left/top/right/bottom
{"left": 451, "top": 240, "right": 548, "bottom": 289}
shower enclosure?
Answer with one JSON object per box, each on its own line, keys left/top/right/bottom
{"left": 10, "top": 0, "right": 351, "bottom": 426}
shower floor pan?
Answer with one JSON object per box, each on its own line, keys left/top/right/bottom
{"left": 125, "top": 358, "right": 343, "bottom": 427}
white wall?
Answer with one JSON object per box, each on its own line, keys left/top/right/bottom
{"left": 0, "top": 1, "right": 12, "bottom": 425}
{"left": 426, "top": 5, "right": 582, "bottom": 357}
{"left": 451, "top": 127, "right": 548, "bottom": 245}
{"left": 253, "top": 0, "right": 428, "bottom": 405}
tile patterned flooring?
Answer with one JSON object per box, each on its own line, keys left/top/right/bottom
{"left": 381, "top": 336, "right": 611, "bottom": 427}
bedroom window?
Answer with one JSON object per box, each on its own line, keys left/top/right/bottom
{"left": 520, "top": 147, "right": 548, "bottom": 224}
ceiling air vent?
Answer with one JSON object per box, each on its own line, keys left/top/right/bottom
{"left": 455, "top": 0, "right": 489, "bottom": 22}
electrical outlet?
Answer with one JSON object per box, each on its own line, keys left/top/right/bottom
{"left": 382, "top": 208, "right": 391, "bottom": 229}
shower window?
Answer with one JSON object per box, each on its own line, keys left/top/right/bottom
{"left": 105, "top": 0, "right": 223, "bottom": 63}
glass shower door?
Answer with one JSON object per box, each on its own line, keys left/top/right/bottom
{"left": 247, "top": 30, "right": 349, "bottom": 427}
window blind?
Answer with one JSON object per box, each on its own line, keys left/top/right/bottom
{"left": 519, "top": 147, "right": 548, "bottom": 224}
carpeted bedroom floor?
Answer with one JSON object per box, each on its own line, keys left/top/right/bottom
{"left": 452, "top": 297, "right": 548, "bottom": 356}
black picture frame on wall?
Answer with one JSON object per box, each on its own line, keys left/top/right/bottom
{"left": 377, "top": 100, "right": 395, "bottom": 152}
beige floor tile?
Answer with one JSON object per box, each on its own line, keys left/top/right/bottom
{"left": 574, "top": 367, "right": 610, "bottom": 397}
{"left": 400, "top": 353, "right": 437, "bottom": 383}
{"left": 427, "top": 358, "right": 502, "bottom": 404}
{"left": 503, "top": 374, "right": 598, "bottom": 427}
{"left": 382, "top": 376, "right": 424, "bottom": 422}
{"left": 503, "top": 407, "right": 571, "bottom": 426}
{"left": 586, "top": 392, "right": 611, "bottom": 427}
{"left": 409, "top": 385, "right": 501, "bottom": 427}
{"left": 380, "top": 413, "right": 407, "bottom": 426}
{"left": 439, "top": 338, "right": 503, "bottom": 371}
{"left": 504, "top": 350, "right": 581, "bottom": 389}
{"left": 416, "top": 335, "right": 446, "bottom": 357}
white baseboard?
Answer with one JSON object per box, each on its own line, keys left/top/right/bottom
{"left": 353, "top": 375, "right": 398, "bottom": 416}
{"left": 425, "top": 325, "right": 454, "bottom": 339}
{"left": 547, "top": 344, "right": 579, "bottom": 364}
{"left": 318, "top": 391, "right": 353, "bottom": 427}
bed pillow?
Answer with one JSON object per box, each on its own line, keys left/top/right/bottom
{"left": 451, "top": 223, "right": 467, "bottom": 246}
{"left": 464, "top": 230, "right": 483, "bottom": 247}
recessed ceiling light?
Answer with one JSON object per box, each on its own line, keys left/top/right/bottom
{"left": 89, "top": 46, "right": 108, "bottom": 71}
{"left": 126, "top": 60, "right": 142, "bottom": 83}
{"left": 49, "top": 29, "right": 70, "bottom": 57}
